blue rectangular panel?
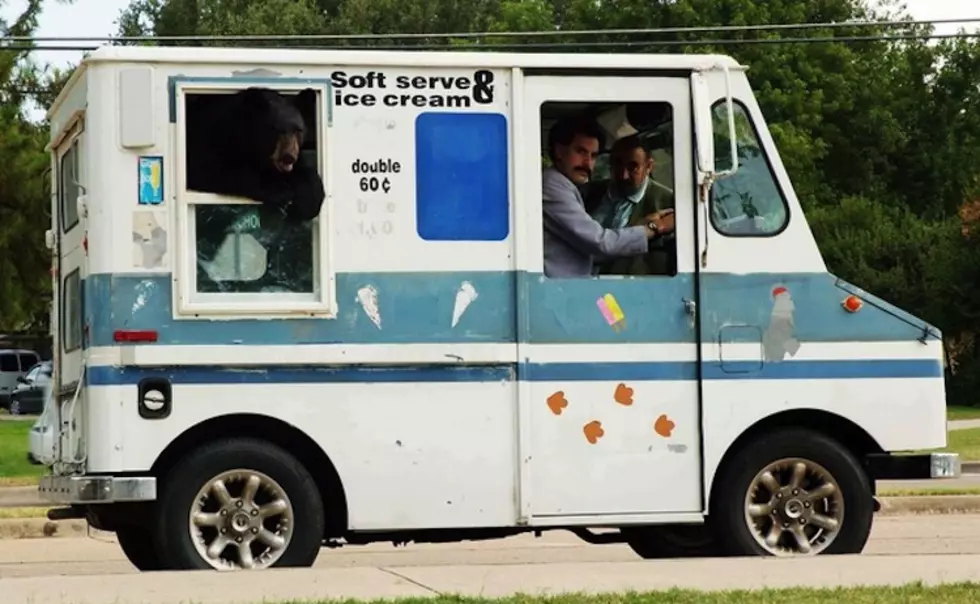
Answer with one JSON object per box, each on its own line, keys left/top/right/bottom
{"left": 415, "top": 112, "right": 509, "bottom": 241}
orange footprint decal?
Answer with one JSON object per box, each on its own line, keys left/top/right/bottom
{"left": 547, "top": 391, "right": 569, "bottom": 415}
{"left": 614, "top": 383, "right": 634, "bottom": 406}
{"left": 654, "top": 414, "right": 675, "bottom": 438}
{"left": 583, "top": 420, "right": 605, "bottom": 444}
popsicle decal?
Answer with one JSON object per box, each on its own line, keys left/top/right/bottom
{"left": 597, "top": 293, "right": 626, "bottom": 332}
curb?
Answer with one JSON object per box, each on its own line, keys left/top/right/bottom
{"left": 0, "top": 517, "right": 91, "bottom": 540}
{"left": 876, "top": 495, "right": 980, "bottom": 515}
{"left": 2, "top": 496, "right": 980, "bottom": 540}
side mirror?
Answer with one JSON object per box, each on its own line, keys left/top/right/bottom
{"left": 691, "top": 71, "right": 715, "bottom": 180}
{"left": 16, "top": 376, "right": 28, "bottom": 384}
{"left": 691, "top": 64, "right": 740, "bottom": 184}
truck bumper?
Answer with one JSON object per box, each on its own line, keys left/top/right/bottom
{"left": 38, "top": 474, "right": 156, "bottom": 504}
{"left": 865, "top": 452, "right": 961, "bottom": 480}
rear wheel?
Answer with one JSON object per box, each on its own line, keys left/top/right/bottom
{"left": 709, "top": 428, "right": 874, "bottom": 557}
{"left": 116, "top": 524, "right": 163, "bottom": 571}
{"left": 153, "top": 437, "right": 325, "bottom": 570}
{"left": 622, "top": 523, "right": 723, "bottom": 559}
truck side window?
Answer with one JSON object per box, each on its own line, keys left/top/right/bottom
{"left": 181, "top": 89, "right": 320, "bottom": 296}
{"left": 709, "top": 101, "right": 789, "bottom": 236}
{"left": 194, "top": 205, "right": 314, "bottom": 294}
{"left": 62, "top": 268, "right": 82, "bottom": 352}
{"left": 59, "top": 139, "right": 80, "bottom": 233}
{"left": 541, "top": 100, "right": 677, "bottom": 278}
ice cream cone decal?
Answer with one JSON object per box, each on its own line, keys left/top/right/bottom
{"left": 356, "top": 285, "right": 382, "bottom": 330}
{"left": 452, "top": 281, "right": 479, "bottom": 328}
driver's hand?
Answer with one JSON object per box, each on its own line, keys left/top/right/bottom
{"left": 646, "top": 209, "right": 675, "bottom": 235}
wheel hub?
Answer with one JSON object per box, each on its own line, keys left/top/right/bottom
{"left": 227, "top": 507, "right": 256, "bottom": 535}
{"left": 776, "top": 490, "right": 810, "bottom": 522}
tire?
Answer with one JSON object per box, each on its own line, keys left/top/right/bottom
{"left": 153, "top": 437, "right": 325, "bottom": 571}
{"left": 622, "top": 524, "right": 724, "bottom": 559}
{"left": 116, "top": 524, "right": 164, "bottom": 571}
{"left": 708, "top": 428, "right": 874, "bottom": 557}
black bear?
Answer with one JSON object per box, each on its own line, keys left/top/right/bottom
{"left": 185, "top": 87, "right": 325, "bottom": 222}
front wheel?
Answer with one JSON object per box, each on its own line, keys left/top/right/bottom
{"left": 153, "top": 437, "right": 325, "bottom": 571}
{"left": 709, "top": 428, "right": 874, "bottom": 557}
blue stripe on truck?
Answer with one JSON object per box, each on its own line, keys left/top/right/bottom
{"left": 85, "top": 358, "right": 942, "bottom": 386}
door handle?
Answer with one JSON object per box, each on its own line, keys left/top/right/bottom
{"left": 682, "top": 298, "right": 697, "bottom": 316}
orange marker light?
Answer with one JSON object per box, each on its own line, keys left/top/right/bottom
{"left": 842, "top": 295, "right": 863, "bottom": 313}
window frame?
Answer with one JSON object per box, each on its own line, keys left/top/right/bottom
{"left": 171, "top": 77, "right": 337, "bottom": 319}
{"left": 539, "top": 98, "right": 680, "bottom": 279}
{"left": 57, "top": 121, "right": 84, "bottom": 235}
{"left": 61, "top": 267, "right": 83, "bottom": 354}
{"left": 707, "top": 98, "right": 791, "bottom": 239}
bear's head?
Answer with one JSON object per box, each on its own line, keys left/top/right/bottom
{"left": 237, "top": 87, "right": 317, "bottom": 174}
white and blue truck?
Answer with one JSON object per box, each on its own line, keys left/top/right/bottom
{"left": 37, "top": 45, "right": 958, "bottom": 571}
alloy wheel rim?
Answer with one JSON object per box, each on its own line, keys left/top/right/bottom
{"left": 187, "top": 469, "right": 294, "bottom": 570}
{"left": 743, "top": 457, "right": 844, "bottom": 556}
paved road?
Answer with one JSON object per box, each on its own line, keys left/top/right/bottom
{"left": 1, "top": 516, "right": 980, "bottom": 603}
{"left": 950, "top": 419, "right": 980, "bottom": 430}
{"left": 2, "top": 514, "right": 980, "bottom": 602}
{"left": 4, "top": 513, "right": 980, "bottom": 579}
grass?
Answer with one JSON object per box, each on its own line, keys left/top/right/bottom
{"left": 0, "top": 506, "right": 49, "bottom": 519}
{"left": 254, "top": 585, "right": 980, "bottom": 604}
{"left": 911, "top": 427, "right": 980, "bottom": 461}
{"left": 0, "top": 418, "right": 44, "bottom": 484}
{"left": 947, "top": 406, "right": 980, "bottom": 421}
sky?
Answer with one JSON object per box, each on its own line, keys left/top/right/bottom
{"left": 2, "top": 0, "right": 979, "bottom": 71}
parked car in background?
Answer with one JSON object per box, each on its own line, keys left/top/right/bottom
{"left": 5, "top": 360, "right": 52, "bottom": 415}
{"left": 28, "top": 379, "right": 56, "bottom": 465}
{"left": 0, "top": 349, "right": 41, "bottom": 409}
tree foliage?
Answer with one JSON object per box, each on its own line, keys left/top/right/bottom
{"left": 0, "top": 0, "right": 74, "bottom": 332}
{"left": 4, "top": 0, "right": 980, "bottom": 402}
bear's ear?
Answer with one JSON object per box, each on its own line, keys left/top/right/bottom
{"left": 294, "top": 88, "right": 317, "bottom": 108}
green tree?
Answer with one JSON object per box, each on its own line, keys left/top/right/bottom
{"left": 0, "top": 0, "right": 74, "bottom": 332}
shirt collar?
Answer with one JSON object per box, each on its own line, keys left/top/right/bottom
{"left": 606, "top": 177, "right": 649, "bottom": 205}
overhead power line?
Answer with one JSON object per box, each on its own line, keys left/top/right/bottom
{"left": 3, "top": 31, "right": 980, "bottom": 53}
{"left": 2, "top": 16, "right": 980, "bottom": 45}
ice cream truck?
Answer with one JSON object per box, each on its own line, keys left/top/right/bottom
{"left": 37, "top": 45, "right": 958, "bottom": 571}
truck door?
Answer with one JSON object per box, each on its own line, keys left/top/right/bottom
{"left": 516, "top": 72, "right": 702, "bottom": 520}
{"left": 52, "top": 119, "right": 86, "bottom": 466}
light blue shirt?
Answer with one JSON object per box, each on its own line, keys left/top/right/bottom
{"left": 590, "top": 178, "right": 650, "bottom": 229}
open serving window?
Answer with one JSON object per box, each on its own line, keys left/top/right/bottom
{"left": 171, "top": 77, "right": 335, "bottom": 318}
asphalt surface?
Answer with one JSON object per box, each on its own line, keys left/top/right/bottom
{"left": 2, "top": 513, "right": 980, "bottom": 603}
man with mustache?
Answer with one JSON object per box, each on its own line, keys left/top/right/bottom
{"left": 541, "top": 117, "right": 674, "bottom": 278}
